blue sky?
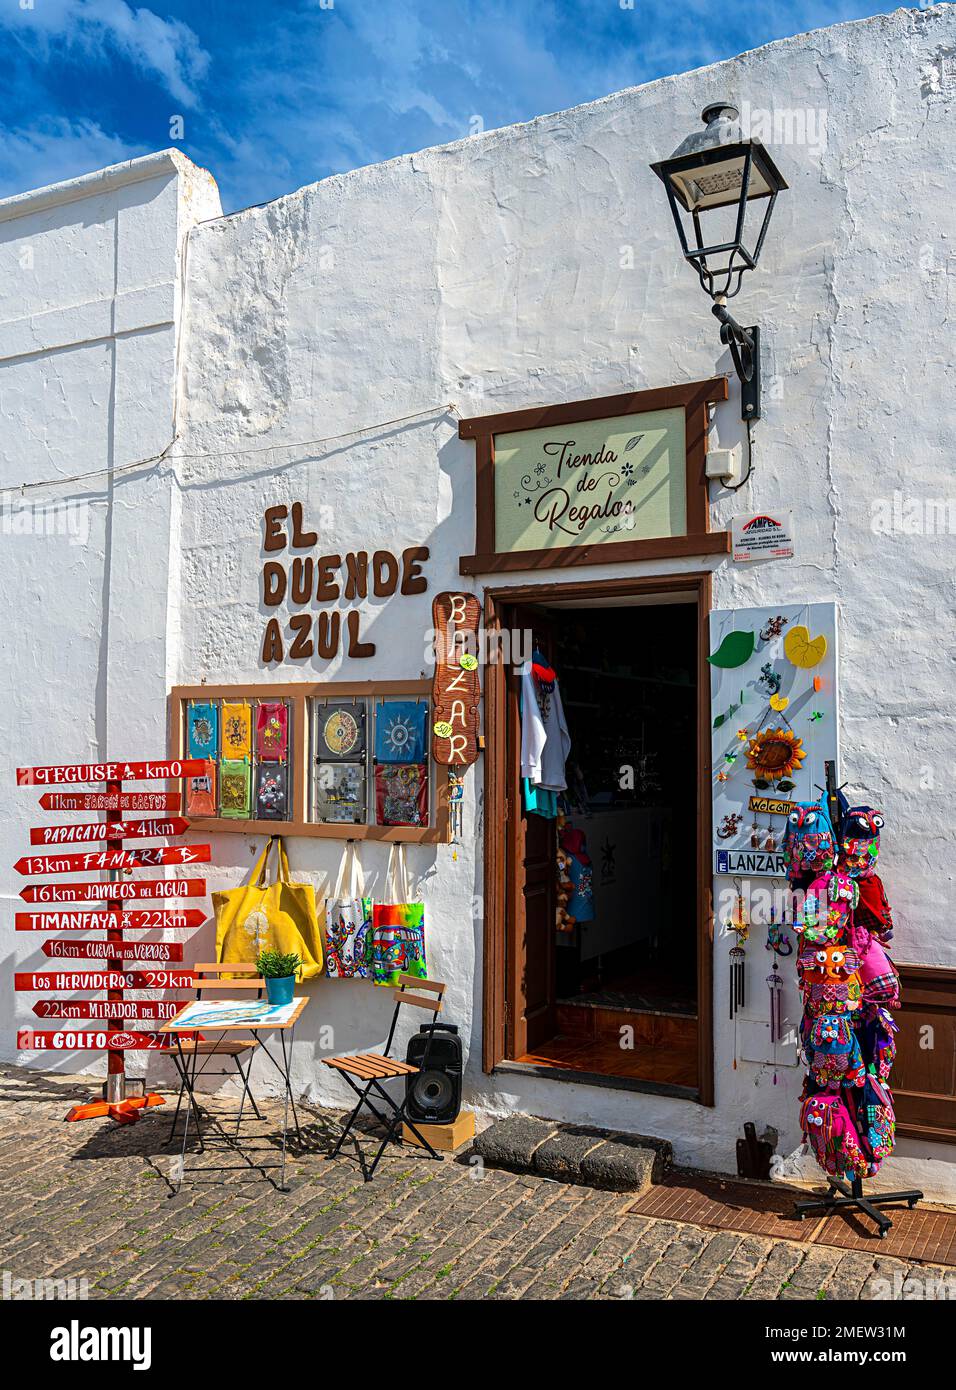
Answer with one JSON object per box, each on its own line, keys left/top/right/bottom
{"left": 1, "top": 0, "right": 900, "bottom": 213}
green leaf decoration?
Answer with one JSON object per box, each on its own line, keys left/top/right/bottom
{"left": 624, "top": 434, "right": 645, "bottom": 452}
{"left": 707, "top": 630, "right": 756, "bottom": 669}
{"left": 776, "top": 780, "right": 796, "bottom": 793}
{"left": 753, "top": 778, "right": 770, "bottom": 790}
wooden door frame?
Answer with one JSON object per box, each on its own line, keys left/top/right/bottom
{"left": 482, "top": 570, "right": 715, "bottom": 1106}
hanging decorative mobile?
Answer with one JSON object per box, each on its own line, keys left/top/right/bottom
{"left": 448, "top": 768, "right": 465, "bottom": 860}
{"left": 767, "top": 963, "right": 784, "bottom": 1084}
{"left": 728, "top": 884, "right": 749, "bottom": 1067}
{"left": 765, "top": 896, "right": 793, "bottom": 957}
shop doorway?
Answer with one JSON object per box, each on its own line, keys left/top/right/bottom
{"left": 483, "top": 574, "right": 714, "bottom": 1104}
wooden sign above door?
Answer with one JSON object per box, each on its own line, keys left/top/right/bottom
{"left": 457, "top": 379, "right": 730, "bottom": 574}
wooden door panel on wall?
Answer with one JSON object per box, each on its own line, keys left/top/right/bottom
{"left": 504, "top": 603, "right": 558, "bottom": 1057}
{"left": 893, "top": 965, "right": 956, "bottom": 1142}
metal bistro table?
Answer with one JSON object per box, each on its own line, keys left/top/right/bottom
{"left": 159, "top": 996, "right": 309, "bottom": 1194}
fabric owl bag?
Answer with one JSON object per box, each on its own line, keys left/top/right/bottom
{"left": 370, "top": 844, "right": 426, "bottom": 987}
{"left": 215, "top": 836, "right": 323, "bottom": 979}
{"left": 323, "top": 842, "right": 373, "bottom": 979}
{"left": 782, "top": 794, "right": 836, "bottom": 881}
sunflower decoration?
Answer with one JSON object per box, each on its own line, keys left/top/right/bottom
{"left": 746, "top": 726, "right": 805, "bottom": 791}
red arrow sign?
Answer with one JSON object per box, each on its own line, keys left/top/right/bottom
{"left": 16, "top": 909, "right": 205, "bottom": 932}
{"left": 20, "top": 878, "right": 206, "bottom": 904}
{"left": 17, "top": 759, "right": 205, "bottom": 786}
{"left": 42, "top": 940, "right": 184, "bottom": 961}
{"left": 15, "top": 845, "right": 211, "bottom": 875}
{"left": 17, "top": 1029, "right": 175, "bottom": 1050}
{"left": 39, "top": 791, "right": 181, "bottom": 813}
{"left": 29, "top": 817, "right": 190, "bottom": 845}
{"left": 16, "top": 970, "right": 196, "bottom": 991}
{"left": 34, "top": 999, "right": 182, "bottom": 1022}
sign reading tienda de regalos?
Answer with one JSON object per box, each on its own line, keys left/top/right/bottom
{"left": 258, "top": 502, "right": 431, "bottom": 664}
{"left": 493, "top": 408, "right": 687, "bottom": 555}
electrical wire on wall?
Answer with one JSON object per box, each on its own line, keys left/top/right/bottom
{"left": 722, "top": 416, "right": 755, "bottom": 493}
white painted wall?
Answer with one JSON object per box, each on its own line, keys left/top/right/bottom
{"left": 0, "top": 151, "right": 221, "bottom": 1070}
{"left": 2, "top": 9, "right": 955, "bottom": 1194}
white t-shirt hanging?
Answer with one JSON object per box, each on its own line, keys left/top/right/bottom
{"left": 520, "top": 662, "right": 571, "bottom": 791}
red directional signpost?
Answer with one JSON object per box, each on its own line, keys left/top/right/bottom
{"left": 29, "top": 817, "right": 190, "bottom": 845}
{"left": 16, "top": 908, "right": 205, "bottom": 931}
{"left": 41, "top": 940, "right": 185, "bottom": 961}
{"left": 39, "top": 791, "right": 181, "bottom": 813}
{"left": 15, "top": 844, "right": 211, "bottom": 875}
{"left": 21, "top": 878, "right": 206, "bottom": 903}
{"left": 14, "top": 758, "right": 210, "bottom": 1124}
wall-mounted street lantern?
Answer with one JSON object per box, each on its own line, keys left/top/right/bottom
{"left": 651, "top": 103, "right": 787, "bottom": 421}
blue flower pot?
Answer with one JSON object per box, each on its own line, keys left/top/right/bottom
{"left": 265, "top": 974, "right": 295, "bottom": 1006}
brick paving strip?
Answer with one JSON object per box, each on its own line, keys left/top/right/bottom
{"left": 1, "top": 1066, "right": 953, "bottom": 1302}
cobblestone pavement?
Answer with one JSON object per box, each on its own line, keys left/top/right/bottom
{"left": 0, "top": 1067, "right": 949, "bottom": 1301}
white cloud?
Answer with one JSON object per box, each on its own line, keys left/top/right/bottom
{"left": 3, "top": 0, "right": 209, "bottom": 107}
{"left": 0, "top": 117, "right": 146, "bottom": 199}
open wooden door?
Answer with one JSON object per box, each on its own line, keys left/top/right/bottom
{"left": 505, "top": 604, "right": 557, "bottom": 1056}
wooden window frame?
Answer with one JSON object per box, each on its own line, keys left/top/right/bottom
{"left": 458, "top": 378, "right": 730, "bottom": 575}
{"left": 480, "top": 571, "right": 715, "bottom": 1106}
{"left": 170, "top": 681, "right": 450, "bottom": 844}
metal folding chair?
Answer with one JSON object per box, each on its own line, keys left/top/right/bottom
{"left": 323, "top": 975, "right": 447, "bottom": 1181}
{"left": 165, "top": 962, "right": 264, "bottom": 1147}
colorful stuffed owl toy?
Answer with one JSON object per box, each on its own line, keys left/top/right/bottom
{"left": 839, "top": 799, "right": 884, "bottom": 879}
{"left": 782, "top": 795, "right": 836, "bottom": 882}
{"left": 800, "top": 1091, "right": 869, "bottom": 1179}
{"left": 858, "top": 938, "right": 901, "bottom": 1008}
{"left": 799, "top": 942, "right": 862, "bottom": 1016}
{"left": 804, "top": 1012, "right": 865, "bottom": 1089}
{"left": 799, "top": 870, "right": 858, "bottom": 946}
{"left": 855, "top": 874, "right": 894, "bottom": 945}
{"left": 853, "top": 1075, "right": 896, "bottom": 1169}
{"left": 856, "top": 1004, "right": 897, "bottom": 1081}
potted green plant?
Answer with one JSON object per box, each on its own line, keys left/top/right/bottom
{"left": 256, "top": 949, "right": 302, "bottom": 1006}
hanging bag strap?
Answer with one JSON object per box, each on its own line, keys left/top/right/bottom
{"left": 384, "top": 843, "right": 411, "bottom": 903}
{"left": 331, "top": 841, "right": 366, "bottom": 901}
{"left": 274, "top": 835, "right": 292, "bottom": 884}
{"left": 251, "top": 838, "right": 276, "bottom": 888}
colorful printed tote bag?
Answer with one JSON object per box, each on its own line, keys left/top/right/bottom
{"left": 187, "top": 701, "right": 218, "bottom": 761}
{"left": 185, "top": 760, "right": 217, "bottom": 818}
{"left": 323, "top": 842, "right": 372, "bottom": 979}
{"left": 220, "top": 759, "right": 251, "bottom": 818}
{"left": 256, "top": 702, "right": 289, "bottom": 761}
{"left": 370, "top": 844, "right": 426, "bottom": 986}
{"left": 374, "top": 700, "right": 427, "bottom": 762}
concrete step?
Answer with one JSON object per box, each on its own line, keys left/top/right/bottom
{"left": 470, "top": 1116, "right": 671, "bottom": 1194}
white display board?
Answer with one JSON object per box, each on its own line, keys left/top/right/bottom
{"left": 710, "top": 602, "right": 839, "bottom": 876}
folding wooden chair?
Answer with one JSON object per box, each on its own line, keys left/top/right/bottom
{"left": 323, "top": 975, "right": 447, "bottom": 1181}
{"left": 165, "top": 962, "right": 265, "bottom": 1146}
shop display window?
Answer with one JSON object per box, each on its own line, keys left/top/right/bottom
{"left": 172, "top": 682, "right": 446, "bottom": 842}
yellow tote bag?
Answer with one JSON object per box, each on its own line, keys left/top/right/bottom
{"left": 214, "top": 836, "right": 323, "bottom": 979}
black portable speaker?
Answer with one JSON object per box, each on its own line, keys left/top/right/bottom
{"left": 405, "top": 1023, "right": 463, "bottom": 1125}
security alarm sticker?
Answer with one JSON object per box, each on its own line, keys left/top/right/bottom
{"left": 731, "top": 510, "right": 795, "bottom": 562}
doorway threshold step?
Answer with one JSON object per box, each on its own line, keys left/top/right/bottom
{"left": 471, "top": 1115, "right": 671, "bottom": 1193}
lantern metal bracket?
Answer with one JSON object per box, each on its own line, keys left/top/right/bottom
{"left": 713, "top": 304, "right": 760, "bottom": 421}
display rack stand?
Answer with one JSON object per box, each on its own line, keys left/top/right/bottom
{"left": 792, "top": 760, "right": 922, "bottom": 1238}
{"left": 66, "top": 778, "right": 166, "bottom": 1124}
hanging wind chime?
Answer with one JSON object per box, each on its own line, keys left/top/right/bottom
{"left": 448, "top": 767, "right": 465, "bottom": 861}
{"left": 728, "top": 883, "right": 749, "bottom": 1068}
